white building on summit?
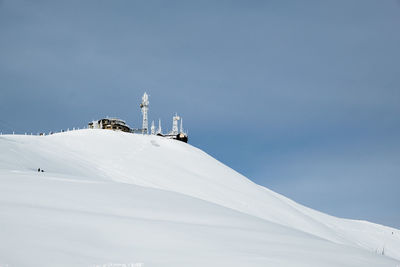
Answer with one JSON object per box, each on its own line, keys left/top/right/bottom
{"left": 88, "top": 118, "right": 131, "bottom": 133}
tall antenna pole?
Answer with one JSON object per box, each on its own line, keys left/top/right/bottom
{"left": 180, "top": 118, "right": 183, "bottom": 133}
{"left": 157, "top": 119, "right": 162, "bottom": 134}
{"left": 151, "top": 120, "right": 155, "bottom": 135}
{"left": 140, "top": 92, "right": 149, "bottom": 134}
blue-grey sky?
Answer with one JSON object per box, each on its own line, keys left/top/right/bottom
{"left": 1, "top": 0, "right": 399, "bottom": 228}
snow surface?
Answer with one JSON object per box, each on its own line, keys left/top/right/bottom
{"left": 0, "top": 129, "right": 399, "bottom": 267}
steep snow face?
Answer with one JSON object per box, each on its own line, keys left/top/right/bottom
{"left": 0, "top": 129, "right": 399, "bottom": 267}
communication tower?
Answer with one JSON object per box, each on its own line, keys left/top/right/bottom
{"left": 140, "top": 92, "right": 149, "bottom": 134}
{"left": 171, "top": 114, "right": 180, "bottom": 135}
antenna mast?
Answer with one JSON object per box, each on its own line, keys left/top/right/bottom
{"left": 140, "top": 92, "right": 149, "bottom": 134}
{"left": 172, "top": 114, "right": 180, "bottom": 135}
{"left": 157, "top": 119, "right": 162, "bottom": 134}
{"left": 180, "top": 118, "right": 184, "bottom": 133}
{"left": 151, "top": 120, "right": 155, "bottom": 135}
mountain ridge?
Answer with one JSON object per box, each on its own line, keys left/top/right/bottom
{"left": 0, "top": 129, "right": 399, "bottom": 266}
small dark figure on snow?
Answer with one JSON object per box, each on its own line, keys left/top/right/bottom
{"left": 41, "top": 169, "right": 44, "bottom": 172}
{"left": 38, "top": 168, "right": 40, "bottom": 172}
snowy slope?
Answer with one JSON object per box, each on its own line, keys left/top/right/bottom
{"left": 0, "top": 129, "right": 399, "bottom": 267}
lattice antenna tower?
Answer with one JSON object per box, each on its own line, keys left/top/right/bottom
{"left": 172, "top": 114, "right": 180, "bottom": 135}
{"left": 140, "top": 92, "right": 149, "bottom": 134}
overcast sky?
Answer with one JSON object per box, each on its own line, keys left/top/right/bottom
{"left": 1, "top": 0, "right": 399, "bottom": 228}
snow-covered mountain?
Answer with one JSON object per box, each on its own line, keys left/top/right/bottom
{"left": 0, "top": 129, "right": 399, "bottom": 267}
